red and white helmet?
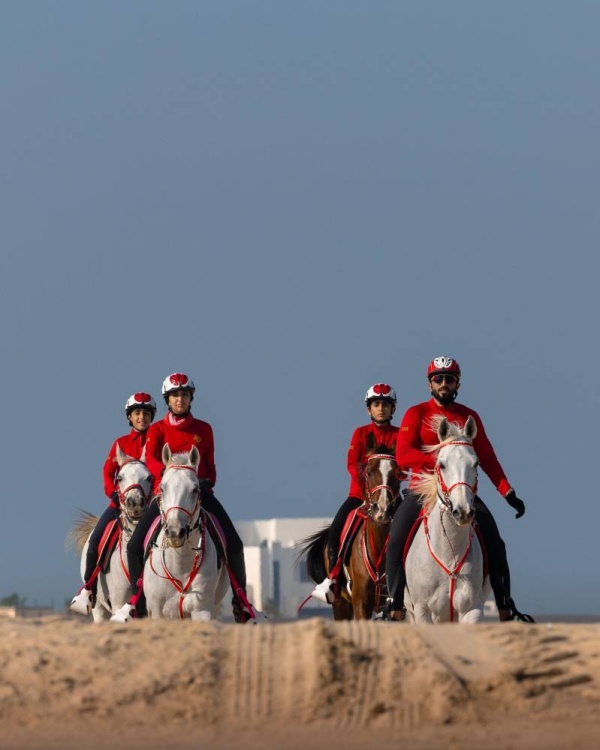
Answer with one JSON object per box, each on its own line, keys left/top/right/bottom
{"left": 162, "top": 372, "right": 196, "bottom": 401}
{"left": 125, "top": 392, "right": 157, "bottom": 418}
{"left": 427, "top": 356, "right": 461, "bottom": 380}
{"left": 365, "top": 383, "right": 397, "bottom": 406}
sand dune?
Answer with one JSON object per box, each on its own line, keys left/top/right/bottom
{"left": 0, "top": 616, "right": 598, "bottom": 749}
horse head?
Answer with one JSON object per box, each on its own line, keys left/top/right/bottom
{"left": 159, "top": 444, "right": 201, "bottom": 548}
{"left": 434, "top": 416, "right": 478, "bottom": 526}
{"left": 363, "top": 434, "right": 401, "bottom": 523}
{"left": 115, "top": 444, "right": 153, "bottom": 521}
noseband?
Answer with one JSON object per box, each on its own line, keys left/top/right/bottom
{"left": 364, "top": 453, "right": 400, "bottom": 517}
{"left": 435, "top": 441, "right": 478, "bottom": 509}
{"left": 117, "top": 459, "right": 152, "bottom": 516}
{"left": 159, "top": 464, "right": 201, "bottom": 531}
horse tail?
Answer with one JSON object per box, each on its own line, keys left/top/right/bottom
{"left": 296, "top": 526, "right": 329, "bottom": 584}
{"left": 65, "top": 510, "right": 99, "bottom": 554}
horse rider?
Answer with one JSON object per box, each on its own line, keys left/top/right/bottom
{"left": 385, "top": 356, "right": 526, "bottom": 622}
{"left": 311, "top": 383, "right": 400, "bottom": 604}
{"left": 115, "top": 372, "right": 251, "bottom": 623}
{"left": 70, "top": 392, "right": 157, "bottom": 615}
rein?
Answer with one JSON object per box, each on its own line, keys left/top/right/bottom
{"left": 422, "top": 510, "right": 475, "bottom": 622}
{"left": 148, "top": 512, "right": 207, "bottom": 619}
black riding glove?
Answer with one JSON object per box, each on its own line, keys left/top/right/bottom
{"left": 199, "top": 479, "right": 214, "bottom": 498}
{"left": 505, "top": 490, "right": 525, "bottom": 519}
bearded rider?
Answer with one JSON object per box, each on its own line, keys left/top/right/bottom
{"left": 385, "top": 356, "right": 525, "bottom": 622}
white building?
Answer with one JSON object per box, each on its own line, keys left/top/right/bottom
{"left": 235, "top": 517, "right": 332, "bottom": 620}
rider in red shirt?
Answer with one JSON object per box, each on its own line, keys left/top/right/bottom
{"left": 70, "top": 392, "right": 157, "bottom": 615}
{"left": 311, "top": 383, "right": 400, "bottom": 603}
{"left": 385, "top": 357, "right": 526, "bottom": 621}
{"left": 116, "top": 373, "right": 250, "bottom": 623}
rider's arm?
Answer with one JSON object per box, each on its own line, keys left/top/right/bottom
{"left": 471, "top": 412, "right": 512, "bottom": 497}
{"left": 396, "top": 406, "right": 436, "bottom": 474}
{"left": 346, "top": 427, "right": 365, "bottom": 498}
{"left": 200, "top": 422, "right": 217, "bottom": 487}
{"left": 144, "top": 422, "right": 167, "bottom": 495}
{"left": 102, "top": 441, "right": 119, "bottom": 503}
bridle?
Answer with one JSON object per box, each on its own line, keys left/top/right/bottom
{"left": 158, "top": 464, "right": 202, "bottom": 534}
{"left": 435, "top": 441, "right": 478, "bottom": 510}
{"left": 116, "top": 458, "right": 153, "bottom": 523}
{"left": 363, "top": 453, "right": 401, "bottom": 520}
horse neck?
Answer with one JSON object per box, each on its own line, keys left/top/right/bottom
{"left": 363, "top": 516, "right": 391, "bottom": 550}
{"left": 425, "top": 505, "right": 473, "bottom": 557}
{"left": 157, "top": 523, "right": 202, "bottom": 566}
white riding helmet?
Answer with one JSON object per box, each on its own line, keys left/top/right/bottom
{"left": 162, "top": 372, "right": 196, "bottom": 403}
{"left": 365, "top": 383, "right": 397, "bottom": 406}
{"left": 124, "top": 392, "right": 157, "bottom": 418}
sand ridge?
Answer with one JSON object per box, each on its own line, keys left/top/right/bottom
{"left": 0, "top": 616, "right": 598, "bottom": 749}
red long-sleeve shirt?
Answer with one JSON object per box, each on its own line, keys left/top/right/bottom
{"left": 396, "top": 399, "right": 512, "bottom": 498}
{"left": 347, "top": 422, "right": 399, "bottom": 498}
{"left": 103, "top": 429, "right": 149, "bottom": 505}
{"left": 145, "top": 413, "right": 216, "bottom": 495}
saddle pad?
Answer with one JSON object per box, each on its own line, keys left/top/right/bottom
{"left": 98, "top": 520, "right": 120, "bottom": 570}
{"left": 204, "top": 510, "right": 227, "bottom": 562}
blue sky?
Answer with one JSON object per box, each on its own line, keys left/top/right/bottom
{"left": 1, "top": 3, "right": 598, "bottom": 615}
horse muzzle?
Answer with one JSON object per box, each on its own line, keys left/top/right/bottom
{"left": 164, "top": 525, "right": 189, "bottom": 548}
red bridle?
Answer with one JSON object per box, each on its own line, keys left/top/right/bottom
{"left": 435, "top": 441, "right": 478, "bottom": 507}
{"left": 363, "top": 453, "right": 401, "bottom": 510}
{"left": 159, "top": 464, "right": 201, "bottom": 524}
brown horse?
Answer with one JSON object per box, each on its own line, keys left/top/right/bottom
{"left": 300, "top": 435, "right": 401, "bottom": 620}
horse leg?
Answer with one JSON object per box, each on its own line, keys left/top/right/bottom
{"left": 332, "top": 598, "right": 353, "bottom": 620}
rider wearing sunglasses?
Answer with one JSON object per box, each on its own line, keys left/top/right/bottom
{"left": 311, "top": 383, "right": 401, "bottom": 604}
{"left": 70, "top": 392, "right": 157, "bottom": 615}
{"left": 385, "top": 356, "right": 526, "bottom": 621}
{"left": 111, "top": 373, "right": 252, "bottom": 623}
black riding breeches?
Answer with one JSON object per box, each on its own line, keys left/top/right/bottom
{"left": 326, "top": 496, "right": 363, "bottom": 568}
{"left": 85, "top": 505, "right": 119, "bottom": 583}
{"left": 385, "top": 492, "right": 511, "bottom": 610}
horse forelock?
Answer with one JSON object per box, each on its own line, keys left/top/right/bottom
{"left": 165, "top": 451, "right": 196, "bottom": 469}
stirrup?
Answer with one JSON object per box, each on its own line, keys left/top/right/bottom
{"left": 110, "top": 603, "right": 136, "bottom": 623}
{"left": 70, "top": 589, "right": 93, "bottom": 616}
{"left": 311, "top": 577, "right": 337, "bottom": 604}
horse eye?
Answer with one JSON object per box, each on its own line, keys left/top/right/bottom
{"left": 438, "top": 462, "right": 446, "bottom": 470}
{"left": 116, "top": 474, "right": 123, "bottom": 483}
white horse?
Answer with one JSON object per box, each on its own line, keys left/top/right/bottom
{"left": 404, "top": 416, "right": 491, "bottom": 623}
{"left": 142, "top": 445, "right": 229, "bottom": 620}
{"left": 69, "top": 446, "right": 153, "bottom": 622}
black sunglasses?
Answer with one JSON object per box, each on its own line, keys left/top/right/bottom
{"left": 430, "top": 374, "right": 458, "bottom": 385}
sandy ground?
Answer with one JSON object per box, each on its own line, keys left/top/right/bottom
{"left": 0, "top": 615, "right": 598, "bottom": 750}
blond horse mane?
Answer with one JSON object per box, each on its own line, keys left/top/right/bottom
{"left": 411, "top": 416, "right": 475, "bottom": 511}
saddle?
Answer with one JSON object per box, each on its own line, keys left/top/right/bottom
{"left": 97, "top": 519, "right": 121, "bottom": 572}
{"left": 332, "top": 506, "right": 368, "bottom": 573}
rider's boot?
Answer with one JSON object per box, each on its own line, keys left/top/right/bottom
{"left": 69, "top": 577, "right": 97, "bottom": 616}
{"left": 311, "top": 547, "right": 340, "bottom": 604}
{"left": 229, "top": 549, "right": 252, "bottom": 623}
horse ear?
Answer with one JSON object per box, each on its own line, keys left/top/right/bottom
{"left": 140, "top": 445, "right": 146, "bottom": 463}
{"left": 365, "top": 432, "right": 377, "bottom": 453}
{"left": 464, "top": 415, "right": 477, "bottom": 442}
{"left": 189, "top": 446, "right": 200, "bottom": 471}
{"left": 162, "top": 443, "right": 172, "bottom": 467}
{"left": 115, "top": 443, "right": 127, "bottom": 466}
{"left": 437, "top": 417, "right": 450, "bottom": 442}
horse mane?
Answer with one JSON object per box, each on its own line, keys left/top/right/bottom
{"left": 412, "top": 417, "right": 474, "bottom": 511}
